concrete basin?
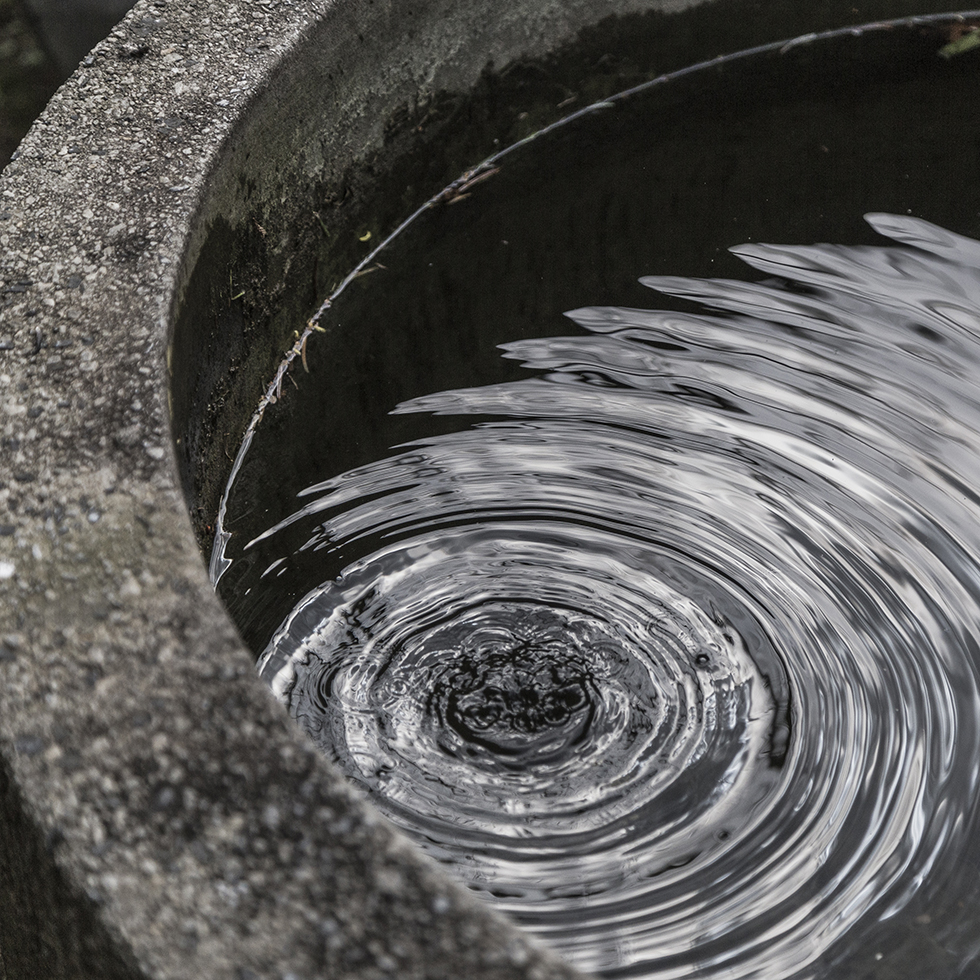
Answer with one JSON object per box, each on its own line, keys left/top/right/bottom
{"left": 0, "top": 1, "right": 973, "bottom": 978}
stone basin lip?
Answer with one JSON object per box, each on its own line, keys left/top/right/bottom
{"left": 0, "top": 0, "right": 975, "bottom": 978}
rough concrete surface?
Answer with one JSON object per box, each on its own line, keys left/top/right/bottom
{"left": 0, "top": 0, "right": 973, "bottom": 979}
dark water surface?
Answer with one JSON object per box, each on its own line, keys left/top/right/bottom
{"left": 211, "top": 17, "right": 980, "bottom": 980}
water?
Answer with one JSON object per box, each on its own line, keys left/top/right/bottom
{"left": 210, "top": 16, "right": 980, "bottom": 980}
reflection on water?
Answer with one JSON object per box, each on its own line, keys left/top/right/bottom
{"left": 245, "top": 214, "right": 980, "bottom": 978}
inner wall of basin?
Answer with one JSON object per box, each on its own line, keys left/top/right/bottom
{"left": 168, "top": 0, "right": 973, "bottom": 546}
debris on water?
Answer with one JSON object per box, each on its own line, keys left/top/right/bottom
{"left": 938, "top": 25, "right": 980, "bottom": 59}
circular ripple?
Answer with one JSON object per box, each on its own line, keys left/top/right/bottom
{"left": 248, "top": 214, "right": 980, "bottom": 979}
{"left": 260, "top": 525, "right": 783, "bottom": 853}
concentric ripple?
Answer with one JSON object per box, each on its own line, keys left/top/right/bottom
{"left": 259, "top": 525, "right": 783, "bottom": 848}
{"left": 244, "top": 214, "right": 980, "bottom": 979}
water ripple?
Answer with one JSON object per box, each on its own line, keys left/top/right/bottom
{"left": 253, "top": 215, "right": 980, "bottom": 978}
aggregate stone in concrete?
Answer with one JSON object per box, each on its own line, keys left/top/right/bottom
{"left": 0, "top": 0, "right": 966, "bottom": 978}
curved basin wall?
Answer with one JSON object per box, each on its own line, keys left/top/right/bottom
{"left": 0, "top": 1, "right": 973, "bottom": 980}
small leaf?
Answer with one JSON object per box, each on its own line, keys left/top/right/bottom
{"left": 358, "top": 230, "right": 372, "bottom": 242}
{"left": 939, "top": 30, "right": 980, "bottom": 60}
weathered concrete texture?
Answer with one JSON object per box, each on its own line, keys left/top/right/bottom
{"left": 0, "top": 0, "right": 973, "bottom": 979}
